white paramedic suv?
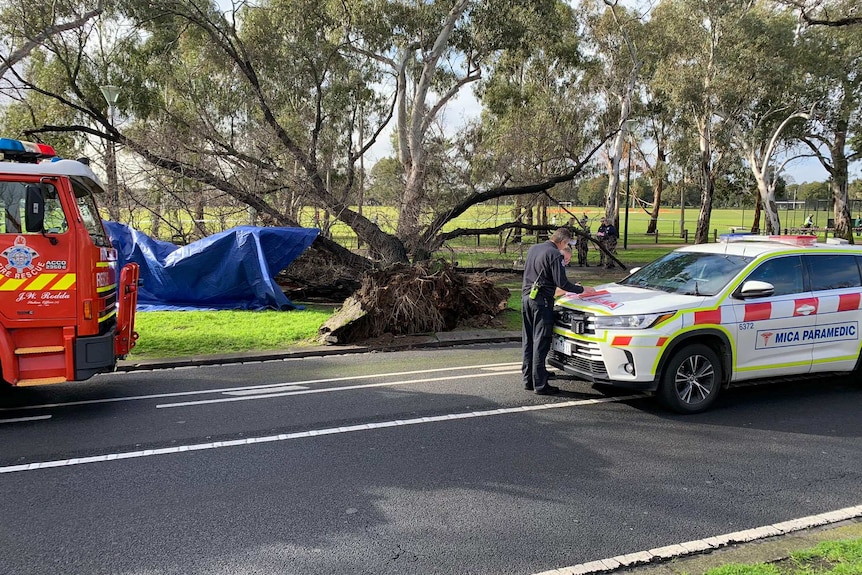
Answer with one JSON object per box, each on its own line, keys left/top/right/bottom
{"left": 549, "top": 235, "right": 862, "bottom": 413}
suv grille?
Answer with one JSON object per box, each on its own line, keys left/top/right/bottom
{"left": 555, "top": 308, "right": 595, "bottom": 335}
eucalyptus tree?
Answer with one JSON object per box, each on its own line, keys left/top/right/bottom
{"left": 581, "top": 0, "right": 644, "bottom": 227}
{"left": 794, "top": 20, "right": 861, "bottom": 239}
{"left": 343, "top": 0, "right": 579, "bottom": 257}
{"left": 727, "top": 6, "right": 810, "bottom": 234}
{"left": 648, "top": 0, "right": 760, "bottom": 244}
{"left": 631, "top": 33, "right": 674, "bottom": 237}
{"left": 465, "top": 0, "right": 589, "bottom": 240}
{"left": 630, "top": 108, "right": 671, "bottom": 235}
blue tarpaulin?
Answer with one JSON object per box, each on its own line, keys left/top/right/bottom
{"left": 104, "top": 222, "right": 319, "bottom": 311}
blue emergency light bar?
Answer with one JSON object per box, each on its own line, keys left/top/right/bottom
{"left": 0, "top": 138, "right": 57, "bottom": 163}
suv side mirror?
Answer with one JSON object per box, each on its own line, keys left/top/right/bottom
{"left": 24, "top": 184, "right": 46, "bottom": 233}
{"left": 736, "top": 280, "right": 775, "bottom": 299}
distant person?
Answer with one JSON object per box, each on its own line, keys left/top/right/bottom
{"left": 596, "top": 217, "right": 619, "bottom": 269}
{"left": 803, "top": 214, "right": 814, "bottom": 229}
{"left": 576, "top": 214, "right": 590, "bottom": 267}
{"left": 522, "top": 228, "right": 594, "bottom": 395}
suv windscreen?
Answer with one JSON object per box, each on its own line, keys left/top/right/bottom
{"left": 619, "top": 251, "right": 753, "bottom": 296}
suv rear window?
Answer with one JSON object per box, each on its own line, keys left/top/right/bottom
{"left": 804, "top": 254, "right": 862, "bottom": 291}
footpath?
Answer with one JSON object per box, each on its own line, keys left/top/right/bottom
{"left": 116, "top": 329, "right": 861, "bottom": 575}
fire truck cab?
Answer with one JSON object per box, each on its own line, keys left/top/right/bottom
{"left": 0, "top": 138, "right": 139, "bottom": 387}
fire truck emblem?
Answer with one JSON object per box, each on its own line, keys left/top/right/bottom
{"left": 1, "top": 236, "right": 40, "bottom": 273}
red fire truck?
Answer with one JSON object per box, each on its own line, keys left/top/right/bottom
{"left": 0, "top": 138, "right": 139, "bottom": 387}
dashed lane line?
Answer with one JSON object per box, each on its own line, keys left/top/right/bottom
{"left": 156, "top": 370, "right": 522, "bottom": 408}
{"left": 0, "top": 394, "right": 640, "bottom": 474}
{"left": 223, "top": 385, "right": 310, "bottom": 396}
{"left": 531, "top": 505, "right": 862, "bottom": 575}
{"left": 0, "top": 415, "right": 52, "bottom": 424}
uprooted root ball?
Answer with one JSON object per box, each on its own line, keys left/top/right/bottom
{"left": 319, "top": 262, "right": 510, "bottom": 344}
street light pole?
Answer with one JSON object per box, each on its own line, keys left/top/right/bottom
{"left": 99, "top": 85, "right": 120, "bottom": 221}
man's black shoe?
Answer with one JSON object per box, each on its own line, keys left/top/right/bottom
{"left": 535, "top": 385, "right": 560, "bottom": 395}
{"left": 524, "top": 385, "right": 534, "bottom": 391}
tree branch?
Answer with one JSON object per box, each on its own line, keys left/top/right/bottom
{"left": 0, "top": 2, "right": 105, "bottom": 77}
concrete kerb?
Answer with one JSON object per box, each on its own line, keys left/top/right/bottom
{"left": 116, "top": 330, "right": 522, "bottom": 372}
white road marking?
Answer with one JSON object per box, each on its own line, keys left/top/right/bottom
{"left": 223, "top": 385, "right": 309, "bottom": 396}
{"left": 0, "top": 395, "right": 640, "bottom": 474}
{"left": 0, "top": 362, "right": 522, "bottom": 413}
{"left": 156, "top": 370, "right": 522, "bottom": 408}
{"left": 0, "top": 415, "right": 52, "bottom": 424}
{"left": 531, "top": 505, "right": 862, "bottom": 575}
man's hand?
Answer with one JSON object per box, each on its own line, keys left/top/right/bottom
{"left": 578, "top": 285, "right": 597, "bottom": 296}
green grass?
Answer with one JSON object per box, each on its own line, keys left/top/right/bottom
{"left": 791, "top": 539, "right": 862, "bottom": 564}
{"left": 702, "top": 538, "right": 862, "bottom": 575}
{"left": 706, "top": 564, "right": 781, "bottom": 575}
{"left": 129, "top": 306, "right": 335, "bottom": 358}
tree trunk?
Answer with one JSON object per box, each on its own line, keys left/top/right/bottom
{"left": 397, "top": 163, "right": 426, "bottom": 252}
{"left": 695, "top": 149, "right": 714, "bottom": 244}
{"left": 645, "top": 146, "right": 666, "bottom": 234}
{"left": 752, "top": 193, "right": 762, "bottom": 234}
{"left": 752, "top": 168, "right": 780, "bottom": 234}
{"left": 831, "top": 166, "right": 851, "bottom": 240}
{"left": 512, "top": 197, "right": 523, "bottom": 243}
{"left": 830, "top": 132, "right": 852, "bottom": 241}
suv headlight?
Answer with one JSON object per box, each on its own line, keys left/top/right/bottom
{"left": 593, "top": 312, "right": 675, "bottom": 330}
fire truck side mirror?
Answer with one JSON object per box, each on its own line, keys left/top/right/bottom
{"left": 25, "top": 184, "right": 46, "bottom": 233}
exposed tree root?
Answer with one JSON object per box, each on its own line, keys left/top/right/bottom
{"left": 319, "top": 262, "right": 510, "bottom": 344}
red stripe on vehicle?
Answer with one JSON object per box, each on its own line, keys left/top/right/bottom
{"left": 656, "top": 337, "right": 668, "bottom": 347}
{"left": 793, "top": 297, "right": 819, "bottom": 316}
{"left": 694, "top": 309, "right": 722, "bottom": 325}
{"left": 744, "top": 302, "right": 772, "bottom": 322}
{"left": 611, "top": 336, "right": 632, "bottom": 346}
{"left": 838, "top": 293, "right": 861, "bottom": 312}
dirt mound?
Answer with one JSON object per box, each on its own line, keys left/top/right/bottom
{"left": 319, "top": 262, "right": 510, "bottom": 344}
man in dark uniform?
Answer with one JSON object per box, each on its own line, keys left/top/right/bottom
{"left": 522, "top": 228, "right": 595, "bottom": 395}
{"left": 596, "top": 217, "right": 619, "bottom": 269}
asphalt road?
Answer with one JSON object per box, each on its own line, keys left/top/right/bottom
{"left": 1, "top": 343, "right": 860, "bottom": 575}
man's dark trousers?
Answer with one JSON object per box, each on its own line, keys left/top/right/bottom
{"left": 522, "top": 293, "right": 555, "bottom": 392}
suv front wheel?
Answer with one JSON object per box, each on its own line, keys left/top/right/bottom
{"left": 658, "top": 344, "right": 723, "bottom": 413}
